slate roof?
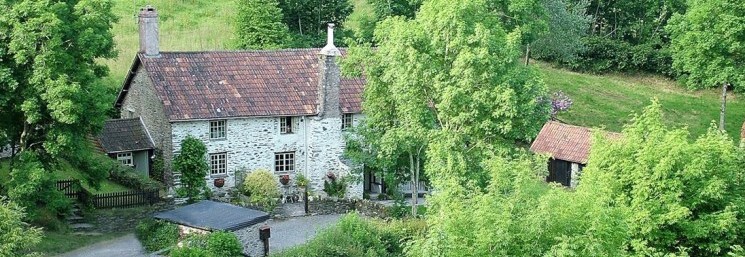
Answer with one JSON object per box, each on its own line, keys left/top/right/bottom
{"left": 530, "top": 121, "right": 620, "bottom": 164}
{"left": 116, "top": 49, "right": 365, "bottom": 121}
{"left": 154, "top": 201, "right": 269, "bottom": 231}
{"left": 98, "top": 118, "right": 154, "bottom": 153}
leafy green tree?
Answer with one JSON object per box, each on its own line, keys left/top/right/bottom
{"left": 173, "top": 136, "right": 209, "bottom": 202}
{"left": 0, "top": 197, "right": 42, "bottom": 257}
{"left": 233, "top": 0, "right": 291, "bottom": 50}
{"left": 278, "top": 0, "right": 353, "bottom": 47}
{"left": 532, "top": 0, "right": 592, "bottom": 63}
{"left": 344, "top": 0, "right": 421, "bottom": 43}
{"left": 582, "top": 100, "right": 745, "bottom": 256}
{"left": 667, "top": 0, "right": 745, "bottom": 130}
{"left": 0, "top": 0, "right": 116, "bottom": 207}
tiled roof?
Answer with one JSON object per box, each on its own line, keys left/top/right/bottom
{"left": 154, "top": 200, "right": 269, "bottom": 231}
{"left": 132, "top": 49, "right": 364, "bottom": 121}
{"left": 529, "top": 121, "right": 620, "bottom": 164}
{"left": 98, "top": 118, "right": 155, "bottom": 153}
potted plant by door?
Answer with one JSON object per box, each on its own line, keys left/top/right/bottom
{"left": 279, "top": 174, "right": 290, "bottom": 185}
{"left": 214, "top": 178, "right": 225, "bottom": 188}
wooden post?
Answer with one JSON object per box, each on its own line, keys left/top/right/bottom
{"left": 259, "top": 226, "right": 271, "bottom": 257}
{"left": 719, "top": 83, "right": 728, "bottom": 131}
{"left": 303, "top": 190, "right": 309, "bottom": 214}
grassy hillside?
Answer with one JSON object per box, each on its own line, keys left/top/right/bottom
{"left": 100, "top": 0, "right": 745, "bottom": 141}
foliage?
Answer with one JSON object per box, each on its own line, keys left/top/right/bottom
{"left": 545, "top": 91, "right": 573, "bottom": 120}
{"left": 295, "top": 173, "right": 310, "bottom": 189}
{"left": 135, "top": 218, "right": 180, "bottom": 252}
{"left": 173, "top": 136, "right": 209, "bottom": 202}
{"left": 0, "top": 197, "right": 42, "bottom": 257}
{"left": 277, "top": 0, "right": 353, "bottom": 47}
{"left": 233, "top": 0, "right": 291, "bottom": 50}
{"left": 581, "top": 100, "right": 745, "bottom": 256}
{"left": 567, "top": 0, "right": 684, "bottom": 75}
{"left": 7, "top": 152, "right": 71, "bottom": 219}
{"left": 109, "top": 162, "right": 161, "bottom": 191}
{"left": 531, "top": 0, "right": 591, "bottom": 63}
{"left": 151, "top": 149, "right": 167, "bottom": 183}
{"left": 323, "top": 172, "right": 347, "bottom": 198}
{"left": 169, "top": 231, "right": 243, "bottom": 257}
{"left": 667, "top": 0, "right": 745, "bottom": 91}
{"left": 242, "top": 169, "right": 280, "bottom": 210}
{"left": 344, "top": 0, "right": 421, "bottom": 44}
{"left": 272, "top": 213, "right": 425, "bottom": 257}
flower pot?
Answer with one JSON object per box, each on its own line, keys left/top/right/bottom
{"left": 214, "top": 178, "right": 225, "bottom": 188}
{"left": 279, "top": 175, "right": 290, "bottom": 185}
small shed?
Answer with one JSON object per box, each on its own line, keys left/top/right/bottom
{"left": 98, "top": 118, "right": 155, "bottom": 175}
{"left": 154, "top": 200, "right": 270, "bottom": 256}
{"left": 530, "top": 121, "right": 620, "bottom": 188}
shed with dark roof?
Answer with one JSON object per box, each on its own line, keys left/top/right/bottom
{"left": 98, "top": 118, "right": 155, "bottom": 175}
{"left": 530, "top": 121, "right": 620, "bottom": 187}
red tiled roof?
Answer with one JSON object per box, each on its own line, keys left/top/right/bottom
{"left": 529, "top": 121, "right": 620, "bottom": 164}
{"left": 119, "top": 49, "right": 364, "bottom": 121}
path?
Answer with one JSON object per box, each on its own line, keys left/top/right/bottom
{"left": 268, "top": 214, "right": 342, "bottom": 253}
{"left": 56, "top": 234, "right": 148, "bottom": 257}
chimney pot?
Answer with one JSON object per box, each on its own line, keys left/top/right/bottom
{"left": 139, "top": 5, "right": 160, "bottom": 57}
{"left": 319, "top": 23, "right": 340, "bottom": 56}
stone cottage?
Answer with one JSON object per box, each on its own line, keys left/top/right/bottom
{"left": 530, "top": 121, "right": 620, "bottom": 188}
{"left": 97, "top": 118, "right": 155, "bottom": 175}
{"left": 115, "top": 6, "right": 364, "bottom": 198}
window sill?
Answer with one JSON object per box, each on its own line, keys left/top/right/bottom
{"left": 209, "top": 137, "right": 227, "bottom": 141}
{"left": 210, "top": 174, "right": 228, "bottom": 179}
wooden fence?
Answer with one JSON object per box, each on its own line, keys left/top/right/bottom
{"left": 56, "top": 179, "right": 160, "bottom": 209}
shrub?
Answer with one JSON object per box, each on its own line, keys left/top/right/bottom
{"left": 173, "top": 136, "right": 209, "bottom": 202}
{"left": 170, "top": 247, "right": 209, "bottom": 257}
{"left": 0, "top": 197, "right": 42, "bottom": 257}
{"left": 136, "top": 218, "right": 179, "bottom": 252}
{"left": 109, "top": 163, "right": 161, "bottom": 191}
{"left": 323, "top": 172, "right": 347, "bottom": 198}
{"left": 242, "top": 169, "right": 280, "bottom": 211}
{"left": 170, "top": 232, "right": 243, "bottom": 257}
{"left": 271, "top": 213, "right": 425, "bottom": 257}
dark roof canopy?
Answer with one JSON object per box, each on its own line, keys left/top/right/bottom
{"left": 98, "top": 118, "right": 154, "bottom": 153}
{"left": 530, "top": 121, "right": 620, "bottom": 164}
{"left": 116, "top": 49, "right": 365, "bottom": 121}
{"left": 154, "top": 201, "right": 269, "bottom": 231}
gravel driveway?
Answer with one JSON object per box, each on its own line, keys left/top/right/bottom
{"left": 268, "top": 214, "right": 342, "bottom": 253}
{"left": 56, "top": 233, "right": 148, "bottom": 257}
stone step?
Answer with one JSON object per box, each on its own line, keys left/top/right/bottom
{"left": 72, "top": 232, "right": 103, "bottom": 236}
{"left": 66, "top": 214, "right": 85, "bottom": 222}
{"left": 70, "top": 223, "right": 95, "bottom": 231}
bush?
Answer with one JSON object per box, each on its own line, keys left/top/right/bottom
{"left": 136, "top": 218, "right": 180, "bottom": 252}
{"left": 271, "top": 213, "right": 425, "bottom": 257}
{"left": 242, "top": 169, "right": 280, "bottom": 210}
{"left": 170, "top": 247, "right": 209, "bottom": 257}
{"left": 109, "top": 163, "right": 161, "bottom": 191}
{"left": 170, "top": 231, "right": 243, "bottom": 257}
{"left": 173, "top": 136, "right": 209, "bottom": 202}
{"left": 323, "top": 172, "right": 347, "bottom": 198}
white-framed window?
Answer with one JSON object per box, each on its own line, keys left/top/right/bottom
{"left": 117, "top": 152, "right": 133, "bottom": 166}
{"left": 274, "top": 152, "right": 295, "bottom": 173}
{"left": 341, "top": 113, "right": 353, "bottom": 130}
{"left": 279, "top": 117, "right": 293, "bottom": 134}
{"left": 210, "top": 120, "right": 226, "bottom": 139}
{"left": 210, "top": 152, "right": 227, "bottom": 175}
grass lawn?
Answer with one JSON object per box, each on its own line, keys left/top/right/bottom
{"left": 539, "top": 62, "right": 745, "bottom": 140}
{"left": 35, "top": 230, "right": 127, "bottom": 256}
{"left": 0, "top": 159, "right": 130, "bottom": 194}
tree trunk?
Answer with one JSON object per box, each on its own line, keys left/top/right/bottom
{"left": 524, "top": 44, "right": 531, "bottom": 66}
{"left": 19, "top": 121, "right": 29, "bottom": 152}
{"left": 409, "top": 152, "right": 416, "bottom": 217}
{"left": 720, "top": 83, "right": 728, "bottom": 131}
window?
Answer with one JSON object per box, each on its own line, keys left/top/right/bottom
{"left": 210, "top": 120, "right": 226, "bottom": 139}
{"left": 279, "top": 117, "right": 293, "bottom": 134}
{"left": 341, "top": 113, "right": 353, "bottom": 130}
{"left": 117, "top": 152, "right": 133, "bottom": 166}
{"left": 274, "top": 152, "right": 295, "bottom": 173}
{"left": 210, "top": 153, "right": 227, "bottom": 175}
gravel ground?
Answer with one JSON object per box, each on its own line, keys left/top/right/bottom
{"left": 268, "top": 214, "right": 342, "bottom": 253}
{"left": 55, "top": 234, "right": 148, "bottom": 257}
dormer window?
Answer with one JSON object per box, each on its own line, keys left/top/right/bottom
{"left": 210, "top": 120, "right": 226, "bottom": 139}
{"left": 280, "top": 117, "right": 293, "bottom": 134}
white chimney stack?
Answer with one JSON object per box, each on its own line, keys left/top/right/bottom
{"left": 319, "top": 23, "right": 340, "bottom": 56}
{"left": 138, "top": 5, "right": 160, "bottom": 57}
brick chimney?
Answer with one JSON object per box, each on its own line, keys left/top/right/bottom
{"left": 138, "top": 5, "right": 160, "bottom": 57}
{"left": 317, "top": 23, "right": 341, "bottom": 118}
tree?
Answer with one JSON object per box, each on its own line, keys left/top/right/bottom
{"left": 531, "top": 0, "right": 592, "bottom": 63}
{"left": 0, "top": 0, "right": 116, "bottom": 196}
{"left": 344, "top": 0, "right": 421, "bottom": 44}
{"left": 278, "top": 0, "right": 353, "bottom": 47}
{"left": 0, "top": 197, "right": 42, "bottom": 257}
{"left": 667, "top": 0, "right": 745, "bottom": 130}
{"left": 233, "top": 0, "right": 291, "bottom": 50}
{"left": 173, "top": 136, "right": 209, "bottom": 202}
{"left": 581, "top": 100, "right": 745, "bottom": 256}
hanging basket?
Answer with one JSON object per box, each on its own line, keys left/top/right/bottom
{"left": 213, "top": 178, "right": 225, "bottom": 188}
{"left": 279, "top": 175, "right": 290, "bottom": 185}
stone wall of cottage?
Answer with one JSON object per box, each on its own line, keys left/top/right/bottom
{"left": 170, "top": 114, "right": 364, "bottom": 198}
{"left": 120, "top": 66, "right": 173, "bottom": 176}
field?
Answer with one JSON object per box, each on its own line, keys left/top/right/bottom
{"left": 101, "top": 0, "right": 745, "bottom": 140}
